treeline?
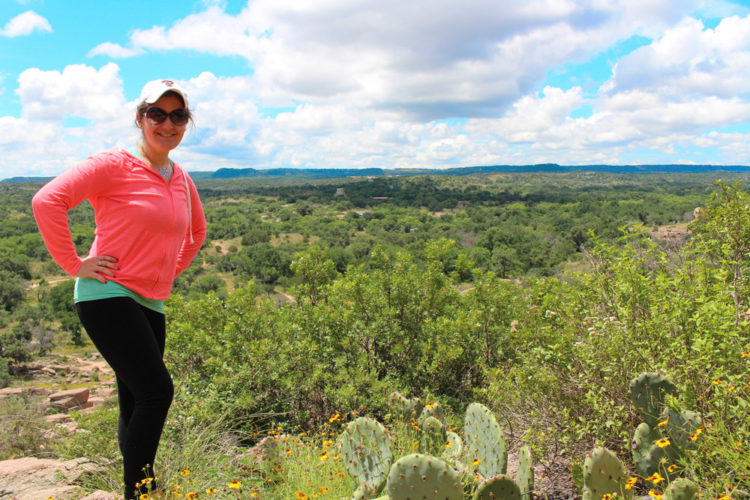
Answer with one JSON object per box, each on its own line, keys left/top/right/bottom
{"left": 0, "top": 172, "right": 747, "bottom": 383}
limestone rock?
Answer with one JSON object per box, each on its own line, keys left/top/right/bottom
{"left": 0, "top": 456, "right": 103, "bottom": 499}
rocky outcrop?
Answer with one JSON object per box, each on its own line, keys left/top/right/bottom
{"left": 0, "top": 456, "right": 117, "bottom": 499}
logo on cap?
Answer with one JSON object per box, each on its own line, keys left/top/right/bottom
{"left": 162, "top": 80, "right": 174, "bottom": 87}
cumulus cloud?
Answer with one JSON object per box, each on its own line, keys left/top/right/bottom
{"left": 96, "top": 0, "right": 706, "bottom": 122}
{"left": 0, "top": 10, "right": 51, "bottom": 37}
{"left": 88, "top": 42, "right": 145, "bottom": 58}
{"left": 16, "top": 63, "right": 126, "bottom": 121}
{"left": 605, "top": 15, "right": 750, "bottom": 97}
{"left": 7, "top": 1, "right": 750, "bottom": 178}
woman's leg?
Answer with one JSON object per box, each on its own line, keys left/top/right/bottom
{"left": 76, "top": 298, "right": 173, "bottom": 499}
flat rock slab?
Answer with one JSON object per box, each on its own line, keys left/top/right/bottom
{"left": 0, "top": 456, "right": 104, "bottom": 499}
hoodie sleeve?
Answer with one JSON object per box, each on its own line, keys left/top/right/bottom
{"left": 175, "top": 170, "right": 207, "bottom": 275}
{"left": 31, "top": 154, "right": 112, "bottom": 276}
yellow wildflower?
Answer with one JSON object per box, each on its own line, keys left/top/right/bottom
{"left": 323, "top": 438, "right": 332, "bottom": 448}
{"left": 655, "top": 438, "right": 671, "bottom": 448}
{"left": 647, "top": 472, "right": 665, "bottom": 484}
{"left": 625, "top": 477, "right": 638, "bottom": 490}
{"left": 185, "top": 493, "right": 198, "bottom": 500}
{"left": 716, "top": 495, "right": 732, "bottom": 500}
{"left": 667, "top": 464, "right": 679, "bottom": 473}
{"left": 328, "top": 413, "right": 342, "bottom": 423}
{"left": 318, "top": 487, "right": 330, "bottom": 494}
{"left": 228, "top": 480, "right": 242, "bottom": 490}
{"left": 742, "top": 352, "right": 750, "bottom": 358}
{"left": 690, "top": 427, "right": 704, "bottom": 441}
{"left": 295, "top": 492, "right": 309, "bottom": 500}
{"left": 286, "top": 448, "right": 292, "bottom": 455}
{"left": 179, "top": 469, "right": 190, "bottom": 477}
{"left": 713, "top": 380, "right": 723, "bottom": 385}
{"left": 320, "top": 451, "right": 329, "bottom": 461}
{"left": 445, "top": 441, "right": 453, "bottom": 448}
{"left": 140, "top": 495, "right": 150, "bottom": 500}
{"left": 649, "top": 490, "right": 663, "bottom": 499}
{"left": 205, "top": 489, "right": 217, "bottom": 495}
{"left": 472, "top": 458, "right": 482, "bottom": 467}
{"left": 602, "top": 494, "right": 614, "bottom": 500}
{"left": 657, "top": 418, "right": 668, "bottom": 427}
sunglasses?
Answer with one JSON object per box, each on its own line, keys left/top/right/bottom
{"left": 143, "top": 107, "right": 190, "bottom": 126}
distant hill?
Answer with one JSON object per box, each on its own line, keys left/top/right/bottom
{"left": 4, "top": 163, "right": 749, "bottom": 183}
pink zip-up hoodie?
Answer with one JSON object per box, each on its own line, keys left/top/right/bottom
{"left": 32, "top": 149, "right": 207, "bottom": 300}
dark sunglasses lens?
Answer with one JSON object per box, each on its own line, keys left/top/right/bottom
{"left": 145, "top": 107, "right": 189, "bottom": 125}
{"left": 169, "top": 109, "right": 190, "bottom": 125}
{"left": 145, "top": 107, "right": 168, "bottom": 123}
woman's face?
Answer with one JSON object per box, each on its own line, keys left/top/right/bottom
{"left": 137, "top": 93, "right": 187, "bottom": 156}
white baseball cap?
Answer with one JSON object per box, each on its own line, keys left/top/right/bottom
{"left": 139, "top": 79, "right": 189, "bottom": 107}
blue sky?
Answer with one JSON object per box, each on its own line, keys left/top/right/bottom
{"left": 2, "top": 0, "right": 750, "bottom": 178}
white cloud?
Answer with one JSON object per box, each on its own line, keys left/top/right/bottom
{"left": 16, "top": 63, "right": 127, "bottom": 121}
{"left": 0, "top": 10, "right": 51, "bottom": 37}
{"left": 606, "top": 14, "right": 750, "bottom": 97}
{"left": 88, "top": 42, "right": 145, "bottom": 58}
{"left": 96, "top": 0, "right": 706, "bottom": 122}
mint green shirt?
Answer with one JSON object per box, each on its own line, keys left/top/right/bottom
{"left": 74, "top": 278, "right": 165, "bottom": 314}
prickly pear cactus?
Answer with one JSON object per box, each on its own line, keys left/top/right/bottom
{"left": 632, "top": 422, "right": 668, "bottom": 477}
{"left": 630, "top": 372, "right": 677, "bottom": 427}
{"left": 340, "top": 417, "right": 393, "bottom": 491}
{"left": 386, "top": 453, "right": 462, "bottom": 500}
{"left": 442, "top": 431, "right": 464, "bottom": 462}
{"left": 419, "top": 416, "right": 447, "bottom": 456}
{"left": 664, "top": 478, "right": 698, "bottom": 500}
{"left": 662, "top": 407, "right": 702, "bottom": 452}
{"left": 473, "top": 475, "right": 521, "bottom": 500}
{"left": 389, "top": 391, "right": 422, "bottom": 419}
{"left": 419, "top": 402, "right": 445, "bottom": 424}
{"left": 351, "top": 482, "right": 378, "bottom": 500}
{"left": 465, "top": 402, "right": 508, "bottom": 478}
{"left": 582, "top": 447, "right": 632, "bottom": 500}
{"left": 516, "top": 445, "right": 534, "bottom": 500}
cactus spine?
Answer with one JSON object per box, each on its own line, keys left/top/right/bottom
{"left": 340, "top": 417, "right": 393, "bottom": 492}
{"left": 465, "top": 402, "right": 508, "bottom": 478}
{"left": 386, "top": 453, "right": 462, "bottom": 500}
{"left": 582, "top": 447, "right": 632, "bottom": 500}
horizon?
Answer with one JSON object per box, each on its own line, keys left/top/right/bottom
{"left": 2, "top": 0, "right": 750, "bottom": 179}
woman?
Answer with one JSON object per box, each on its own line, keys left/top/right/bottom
{"left": 32, "top": 79, "right": 206, "bottom": 499}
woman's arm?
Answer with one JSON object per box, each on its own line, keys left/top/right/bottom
{"left": 31, "top": 154, "right": 111, "bottom": 277}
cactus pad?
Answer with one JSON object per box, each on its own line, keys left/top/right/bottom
{"left": 662, "top": 407, "right": 702, "bottom": 452}
{"left": 630, "top": 372, "right": 677, "bottom": 427}
{"left": 386, "top": 453, "right": 462, "bottom": 500}
{"left": 340, "top": 417, "right": 393, "bottom": 490}
{"left": 441, "top": 431, "right": 464, "bottom": 462}
{"left": 389, "top": 391, "right": 422, "bottom": 419}
{"left": 632, "top": 422, "right": 667, "bottom": 477}
{"left": 465, "top": 402, "right": 508, "bottom": 478}
{"left": 473, "top": 475, "right": 521, "bottom": 500}
{"left": 664, "top": 478, "right": 698, "bottom": 500}
{"left": 516, "top": 445, "right": 534, "bottom": 500}
{"left": 582, "top": 447, "right": 632, "bottom": 500}
{"left": 420, "top": 416, "right": 447, "bottom": 456}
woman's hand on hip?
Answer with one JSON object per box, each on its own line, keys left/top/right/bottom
{"left": 76, "top": 255, "right": 119, "bottom": 283}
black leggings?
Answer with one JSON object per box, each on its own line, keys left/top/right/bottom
{"left": 76, "top": 297, "right": 174, "bottom": 499}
